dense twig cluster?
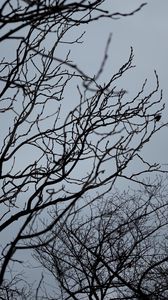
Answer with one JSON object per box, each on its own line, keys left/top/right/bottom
{"left": 35, "top": 178, "right": 168, "bottom": 299}
{"left": 0, "top": 0, "right": 167, "bottom": 298}
{"left": 0, "top": 1, "right": 146, "bottom": 42}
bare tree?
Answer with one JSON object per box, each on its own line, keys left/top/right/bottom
{"left": 35, "top": 177, "right": 168, "bottom": 300}
{"left": 0, "top": 0, "right": 167, "bottom": 296}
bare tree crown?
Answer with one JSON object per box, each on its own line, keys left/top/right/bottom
{"left": 0, "top": 1, "right": 167, "bottom": 298}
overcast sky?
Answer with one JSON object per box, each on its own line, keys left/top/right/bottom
{"left": 1, "top": 0, "right": 168, "bottom": 289}
{"left": 70, "top": 0, "right": 168, "bottom": 165}
{"left": 2, "top": 1, "right": 168, "bottom": 166}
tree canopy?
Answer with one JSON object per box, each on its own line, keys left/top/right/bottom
{"left": 0, "top": 1, "right": 167, "bottom": 299}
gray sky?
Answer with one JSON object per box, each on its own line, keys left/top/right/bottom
{"left": 68, "top": 0, "right": 168, "bottom": 165}
{"left": 1, "top": 0, "right": 168, "bottom": 291}
{"left": 1, "top": 1, "right": 168, "bottom": 205}
{"left": 2, "top": 0, "right": 168, "bottom": 166}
